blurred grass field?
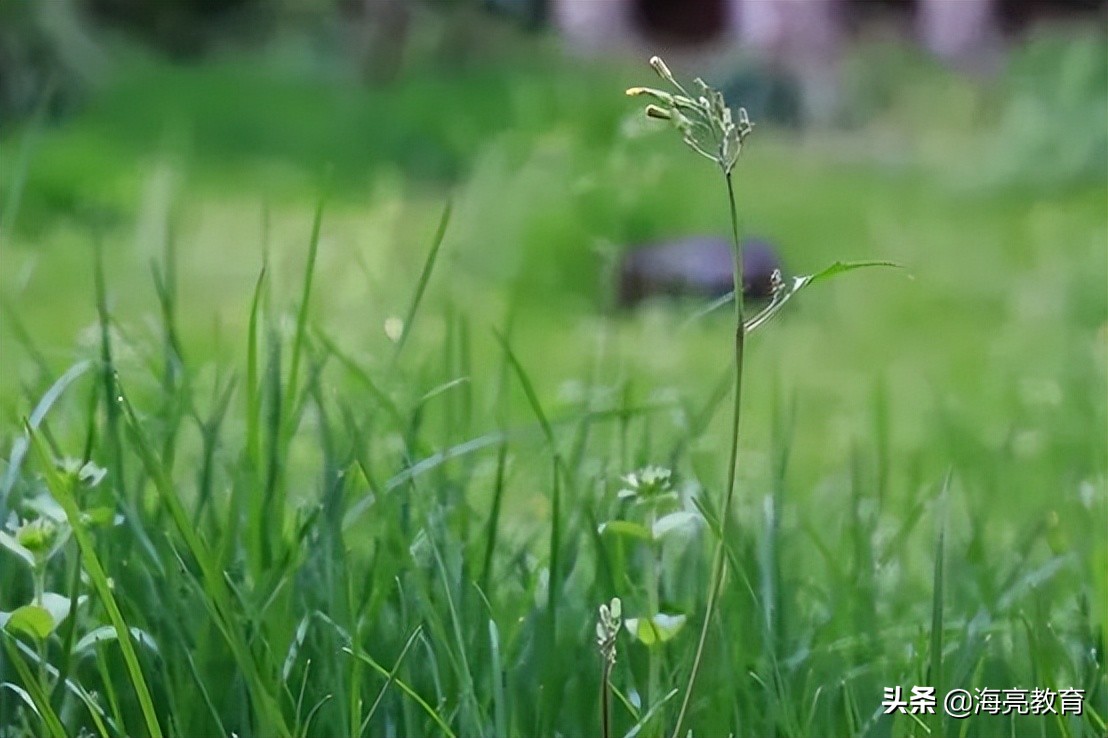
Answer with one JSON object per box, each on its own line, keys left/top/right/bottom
{"left": 0, "top": 27, "right": 1105, "bottom": 738}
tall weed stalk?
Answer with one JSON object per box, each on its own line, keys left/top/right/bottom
{"left": 625, "top": 56, "right": 898, "bottom": 737}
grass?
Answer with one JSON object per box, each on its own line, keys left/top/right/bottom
{"left": 1, "top": 34, "right": 1106, "bottom": 738}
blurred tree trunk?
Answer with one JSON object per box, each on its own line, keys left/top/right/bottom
{"left": 434, "top": 1, "right": 484, "bottom": 69}
{"left": 0, "top": 0, "right": 107, "bottom": 125}
{"left": 355, "top": 0, "right": 411, "bottom": 84}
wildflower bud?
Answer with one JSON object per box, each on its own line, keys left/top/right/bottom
{"left": 596, "top": 597, "right": 623, "bottom": 665}
{"left": 15, "top": 518, "right": 59, "bottom": 556}
{"left": 649, "top": 56, "right": 674, "bottom": 82}
{"left": 736, "top": 107, "right": 754, "bottom": 138}
{"left": 626, "top": 87, "right": 675, "bottom": 107}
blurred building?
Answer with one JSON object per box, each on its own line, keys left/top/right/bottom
{"left": 551, "top": 0, "right": 1105, "bottom": 125}
{"left": 553, "top": 0, "right": 1106, "bottom": 61}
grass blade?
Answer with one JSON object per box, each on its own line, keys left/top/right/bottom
{"left": 344, "top": 635, "right": 457, "bottom": 738}
{"left": 285, "top": 190, "right": 327, "bottom": 421}
{"left": 25, "top": 423, "right": 164, "bottom": 738}
{"left": 2, "top": 639, "right": 67, "bottom": 738}
{"left": 1, "top": 360, "right": 92, "bottom": 503}
{"left": 115, "top": 388, "right": 291, "bottom": 736}
{"left": 391, "top": 199, "right": 453, "bottom": 366}
{"left": 246, "top": 264, "right": 267, "bottom": 468}
{"left": 929, "top": 470, "right": 952, "bottom": 738}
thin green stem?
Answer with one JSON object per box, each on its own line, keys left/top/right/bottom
{"left": 601, "top": 659, "right": 613, "bottom": 738}
{"left": 671, "top": 170, "right": 745, "bottom": 738}
{"left": 33, "top": 565, "right": 47, "bottom": 686}
{"left": 647, "top": 509, "right": 660, "bottom": 709}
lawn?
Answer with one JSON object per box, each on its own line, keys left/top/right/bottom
{"left": 0, "top": 31, "right": 1105, "bottom": 738}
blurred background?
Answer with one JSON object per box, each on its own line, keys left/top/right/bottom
{"left": 1, "top": 0, "right": 1106, "bottom": 480}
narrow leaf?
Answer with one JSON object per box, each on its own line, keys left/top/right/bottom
{"left": 792, "top": 260, "right": 903, "bottom": 291}
{"left": 4, "top": 605, "right": 54, "bottom": 640}
{"left": 652, "top": 511, "right": 702, "bottom": 539}
{"left": 598, "top": 519, "right": 653, "bottom": 541}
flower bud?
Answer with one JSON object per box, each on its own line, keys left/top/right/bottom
{"left": 649, "top": 56, "right": 674, "bottom": 82}
{"left": 15, "top": 517, "right": 58, "bottom": 554}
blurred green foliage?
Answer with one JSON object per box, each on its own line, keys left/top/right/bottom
{"left": 1, "top": 50, "right": 629, "bottom": 240}
{"left": 982, "top": 32, "right": 1108, "bottom": 190}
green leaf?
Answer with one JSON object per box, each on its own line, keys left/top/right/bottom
{"left": 0, "top": 531, "right": 35, "bottom": 568}
{"left": 392, "top": 199, "right": 452, "bottom": 365}
{"left": 0, "top": 360, "right": 93, "bottom": 501}
{"left": 625, "top": 612, "right": 687, "bottom": 646}
{"left": 27, "top": 420, "right": 166, "bottom": 738}
{"left": 74, "top": 624, "right": 160, "bottom": 655}
{"left": 652, "top": 511, "right": 702, "bottom": 539}
{"left": 791, "top": 260, "right": 903, "bottom": 291}
{"left": 1, "top": 593, "right": 84, "bottom": 641}
{"left": 80, "top": 506, "right": 122, "bottom": 527}
{"left": 0, "top": 636, "right": 68, "bottom": 738}
{"left": 597, "top": 520, "right": 652, "bottom": 541}
{"left": 0, "top": 682, "right": 39, "bottom": 718}
{"left": 39, "top": 592, "right": 81, "bottom": 629}
{"left": 4, "top": 605, "right": 54, "bottom": 640}
{"left": 23, "top": 493, "right": 67, "bottom": 523}
{"left": 742, "top": 260, "right": 905, "bottom": 335}
{"left": 685, "top": 260, "right": 905, "bottom": 332}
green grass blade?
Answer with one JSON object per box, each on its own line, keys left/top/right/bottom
{"left": 479, "top": 441, "right": 509, "bottom": 595}
{"left": 492, "top": 329, "right": 565, "bottom": 733}
{"left": 492, "top": 330, "right": 556, "bottom": 448}
{"left": 391, "top": 199, "right": 453, "bottom": 366}
{"left": 2, "top": 636, "right": 67, "bottom": 738}
{"left": 430, "top": 537, "right": 484, "bottom": 737}
{"left": 0, "top": 295, "right": 54, "bottom": 383}
{"left": 929, "top": 470, "right": 952, "bottom": 738}
{"left": 1, "top": 360, "right": 92, "bottom": 502}
{"left": 621, "top": 688, "right": 679, "bottom": 738}
{"left": 359, "top": 625, "right": 421, "bottom": 735}
{"left": 487, "top": 617, "right": 508, "bottom": 738}
{"left": 0, "top": 78, "right": 53, "bottom": 233}
{"left": 25, "top": 423, "right": 164, "bottom": 738}
{"left": 115, "top": 388, "right": 291, "bottom": 736}
{"left": 285, "top": 189, "right": 327, "bottom": 421}
{"left": 314, "top": 327, "right": 406, "bottom": 429}
{"left": 344, "top": 634, "right": 457, "bottom": 738}
{"left": 246, "top": 264, "right": 267, "bottom": 468}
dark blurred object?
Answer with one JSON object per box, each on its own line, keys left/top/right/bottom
{"left": 632, "top": 0, "right": 727, "bottom": 45}
{"left": 616, "top": 235, "right": 782, "bottom": 308}
{"left": 0, "top": 0, "right": 106, "bottom": 127}
{"left": 722, "top": 68, "right": 803, "bottom": 129}
{"left": 86, "top": 0, "right": 270, "bottom": 58}
{"left": 487, "top": 0, "right": 549, "bottom": 30}
{"left": 341, "top": 0, "right": 547, "bottom": 85}
{"left": 340, "top": 0, "right": 412, "bottom": 84}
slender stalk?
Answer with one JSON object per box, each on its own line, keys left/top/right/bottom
{"left": 671, "top": 170, "right": 745, "bottom": 738}
{"left": 601, "top": 659, "right": 613, "bottom": 738}
{"left": 33, "top": 565, "right": 47, "bottom": 685}
{"left": 647, "top": 509, "right": 660, "bottom": 708}
{"left": 597, "top": 598, "right": 621, "bottom": 738}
